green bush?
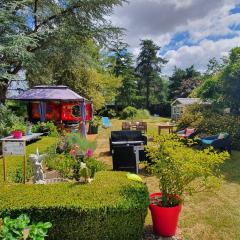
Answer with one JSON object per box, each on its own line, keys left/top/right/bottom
{"left": 84, "top": 157, "right": 107, "bottom": 173}
{"left": 44, "top": 153, "right": 75, "bottom": 178}
{"left": 121, "top": 107, "right": 151, "bottom": 120}
{"left": 63, "top": 133, "right": 96, "bottom": 153}
{"left": 32, "top": 121, "right": 59, "bottom": 137}
{"left": 121, "top": 106, "right": 138, "bottom": 119}
{"left": 0, "top": 172, "right": 149, "bottom": 240}
{"left": 135, "top": 109, "right": 151, "bottom": 120}
{"left": 89, "top": 116, "right": 101, "bottom": 127}
{"left": 146, "top": 134, "right": 229, "bottom": 207}
{"left": 178, "top": 104, "right": 240, "bottom": 149}
{"left": 0, "top": 105, "right": 25, "bottom": 137}
{"left": 99, "top": 108, "right": 117, "bottom": 118}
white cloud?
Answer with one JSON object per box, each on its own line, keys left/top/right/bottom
{"left": 110, "top": 0, "right": 240, "bottom": 74}
{"left": 162, "top": 37, "right": 240, "bottom": 74}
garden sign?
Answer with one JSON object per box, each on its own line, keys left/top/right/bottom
{"left": 1, "top": 133, "right": 42, "bottom": 183}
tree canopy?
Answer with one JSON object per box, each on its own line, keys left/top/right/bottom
{"left": 168, "top": 65, "right": 201, "bottom": 100}
{"left": 0, "top": 0, "right": 125, "bottom": 102}
{"left": 136, "top": 39, "right": 167, "bottom": 109}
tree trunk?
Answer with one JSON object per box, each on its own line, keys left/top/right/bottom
{"left": 146, "top": 77, "right": 150, "bottom": 110}
{"left": 0, "top": 79, "right": 9, "bottom": 104}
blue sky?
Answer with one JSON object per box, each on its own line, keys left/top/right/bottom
{"left": 111, "top": 0, "right": 240, "bottom": 75}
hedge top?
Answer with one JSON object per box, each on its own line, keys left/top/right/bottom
{"left": 0, "top": 171, "right": 149, "bottom": 213}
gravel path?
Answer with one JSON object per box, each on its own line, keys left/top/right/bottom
{"left": 143, "top": 226, "right": 182, "bottom": 240}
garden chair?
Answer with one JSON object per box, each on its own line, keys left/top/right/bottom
{"left": 200, "top": 133, "right": 231, "bottom": 153}
{"left": 122, "top": 121, "right": 131, "bottom": 130}
{"left": 102, "top": 117, "right": 111, "bottom": 128}
{"left": 136, "top": 122, "right": 147, "bottom": 134}
{"left": 177, "top": 128, "right": 198, "bottom": 139}
{"left": 112, "top": 145, "right": 138, "bottom": 173}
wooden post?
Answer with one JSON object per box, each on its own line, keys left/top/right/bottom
{"left": 23, "top": 154, "right": 26, "bottom": 184}
{"left": 23, "top": 142, "right": 26, "bottom": 184}
{"left": 3, "top": 156, "right": 6, "bottom": 182}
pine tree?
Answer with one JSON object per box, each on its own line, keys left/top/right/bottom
{"left": 136, "top": 40, "right": 167, "bottom": 109}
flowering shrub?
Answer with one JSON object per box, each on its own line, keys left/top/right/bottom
{"left": 178, "top": 104, "right": 240, "bottom": 149}
{"left": 146, "top": 134, "right": 229, "bottom": 207}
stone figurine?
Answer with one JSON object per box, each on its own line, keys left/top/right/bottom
{"left": 29, "top": 148, "right": 46, "bottom": 184}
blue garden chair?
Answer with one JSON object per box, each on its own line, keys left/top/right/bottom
{"left": 102, "top": 117, "right": 111, "bottom": 128}
{"left": 200, "top": 133, "right": 231, "bottom": 153}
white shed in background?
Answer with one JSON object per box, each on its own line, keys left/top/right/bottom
{"left": 171, "top": 98, "right": 201, "bottom": 120}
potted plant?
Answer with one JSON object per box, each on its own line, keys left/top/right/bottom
{"left": 146, "top": 134, "right": 229, "bottom": 237}
{"left": 88, "top": 116, "right": 101, "bottom": 134}
{"left": 11, "top": 122, "right": 26, "bottom": 139}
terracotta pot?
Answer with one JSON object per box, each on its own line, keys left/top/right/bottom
{"left": 12, "top": 130, "right": 23, "bottom": 139}
{"left": 149, "top": 192, "right": 182, "bottom": 237}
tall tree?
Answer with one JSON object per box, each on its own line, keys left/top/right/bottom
{"left": 108, "top": 40, "right": 138, "bottom": 107}
{"left": 27, "top": 40, "right": 121, "bottom": 110}
{"left": 169, "top": 65, "right": 201, "bottom": 100}
{"left": 0, "top": 0, "right": 125, "bottom": 102}
{"left": 136, "top": 39, "right": 167, "bottom": 109}
{"left": 222, "top": 47, "right": 240, "bottom": 114}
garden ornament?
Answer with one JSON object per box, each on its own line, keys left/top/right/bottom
{"left": 29, "top": 148, "right": 46, "bottom": 184}
{"left": 79, "top": 162, "right": 92, "bottom": 183}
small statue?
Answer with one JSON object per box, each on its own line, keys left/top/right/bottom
{"left": 79, "top": 162, "right": 92, "bottom": 183}
{"left": 29, "top": 148, "right": 46, "bottom": 184}
{"left": 26, "top": 122, "right": 32, "bottom": 135}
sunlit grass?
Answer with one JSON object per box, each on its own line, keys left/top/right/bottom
{"left": 96, "top": 118, "right": 240, "bottom": 240}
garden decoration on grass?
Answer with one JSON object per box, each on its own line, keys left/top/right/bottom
{"left": 29, "top": 149, "right": 46, "bottom": 184}
{"left": 146, "top": 134, "right": 229, "bottom": 237}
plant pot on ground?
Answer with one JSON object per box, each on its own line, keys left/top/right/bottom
{"left": 146, "top": 134, "right": 229, "bottom": 237}
{"left": 88, "top": 116, "right": 101, "bottom": 134}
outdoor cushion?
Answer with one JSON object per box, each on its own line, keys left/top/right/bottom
{"left": 218, "top": 133, "right": 225, "bottom": 139}
{"left": 177, "top": 129, "right": 185, "bottom": 134}
{"left": 201, "top": 139, "right": 215, "bottom": 145}
{"left": 185, "top": 128, "right": 195, "bottom": 136}
{"left": 218, "top": 133, "right": 229, "bottom": 139}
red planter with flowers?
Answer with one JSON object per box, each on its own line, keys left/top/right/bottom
{"left": 12, "top": 130, "right": 23, "bottom": 139}
{"left": 149, "top": 192, "right": 182, "bottom": 237}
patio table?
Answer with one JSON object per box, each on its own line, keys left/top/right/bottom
{"left": 158, "top": 123, "right": 176, "bottom": 134}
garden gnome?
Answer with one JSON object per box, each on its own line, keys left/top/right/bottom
{"left": 29, "top": 148, "right": 46, "bottom": 184}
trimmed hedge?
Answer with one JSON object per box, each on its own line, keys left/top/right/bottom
{"left": 0, "top": 171, "right": 149, "bottom": 240}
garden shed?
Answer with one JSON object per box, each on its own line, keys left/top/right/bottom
{"left": 171, "top": 98, "right": 201, "bottom": 120}
{"left": 10, "top": 85, "right": 92, "bottom": 134}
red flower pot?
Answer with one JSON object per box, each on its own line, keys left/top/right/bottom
{"left": 12, "top": 130, "right": 23, "bottom": 139}
{"left": 149, "top": 192, "right": 182, "bottom": 237}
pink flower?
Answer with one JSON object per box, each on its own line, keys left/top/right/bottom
{"left": 87, "top": 148, "right": 93, "bottom": 157}
{"left": 70, "top": 149, "right": 77, "bottom": 157}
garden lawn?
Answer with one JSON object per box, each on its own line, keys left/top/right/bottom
{"left": 95, "top": 118, "right": 240, "bottom": 240}
{"left": 0, "top": 137, "right": 58, "bottom": 183}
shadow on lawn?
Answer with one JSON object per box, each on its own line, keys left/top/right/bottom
{"left": 98, "top": 151, "right": 111, "bottom": 157}
{"left": 221, "top": 151, "right": 240, "bottom": 184}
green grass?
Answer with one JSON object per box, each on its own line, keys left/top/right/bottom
{"left": 0, "top": 137, "right": 58, "bottom": 183}
{"left": 96, "top": 118, "right": 240, "bottom": 240}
